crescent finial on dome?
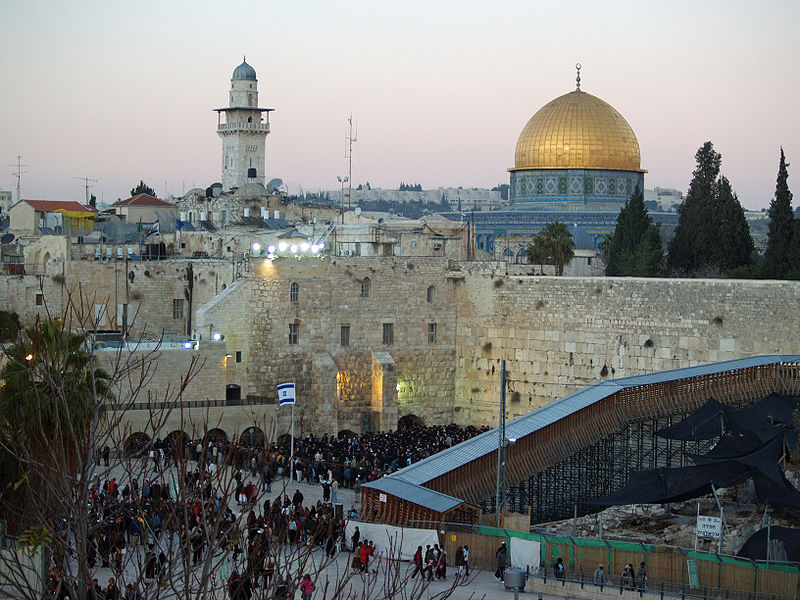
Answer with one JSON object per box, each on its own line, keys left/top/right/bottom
{"left": 576, "top": 63, "right": 582, "bottom": 91}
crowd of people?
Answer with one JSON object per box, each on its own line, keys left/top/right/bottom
{"left": 46, "top": 423, "right": 486, "bottom": 600}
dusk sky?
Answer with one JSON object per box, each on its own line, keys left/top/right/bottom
{"left": 1, "top": 1, "right": 798, "bottom": 210}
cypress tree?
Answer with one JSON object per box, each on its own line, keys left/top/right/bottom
{"left": 667, "top": 142, "right": 753, "bottom": 276}
{"left": 604, "top": 186, "right": 665, "bottom": 276}
{"left": 763, "top": 148, "right": 794, "bottom": 278}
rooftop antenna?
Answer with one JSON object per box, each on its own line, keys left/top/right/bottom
{"left": 345, "top": 115, "right": 357, "bottom": 211}
{"left": 575, "top": 62, "right": 582, "bottom": 91}
{"left": 10, "top": 156, "right": 29, "bottom": 203}
{"left": 74, "top": 175, "right": 100, "bottom": 205}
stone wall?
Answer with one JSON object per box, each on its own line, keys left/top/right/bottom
{"left": 453, "top": 265, "right": 800, "bottom": 426}
{"left": 196, "top": 256, "right": 458, "bottom": 435}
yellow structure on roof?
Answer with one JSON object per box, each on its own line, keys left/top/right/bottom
{"left": 512, "top": 89, "right": 642, "bottom": 173}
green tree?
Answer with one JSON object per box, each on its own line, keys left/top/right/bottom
{"left": 527, "top": 221, "right": 574, "bottom": 275}
{"left": 130, "top": 179, "right": 156, "bottom": 197}
{"left": 604, "top": 185, "right": 665, "bottom": 277}
{"left": 667, "top": 142, "right": 754, "bottom": 276}
{"left": 763, "top": 148, "right": 795, "bottom": 278}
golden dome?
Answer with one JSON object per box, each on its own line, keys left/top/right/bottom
{"left": 512, "top": 90, "right": 643, "bottom": 172}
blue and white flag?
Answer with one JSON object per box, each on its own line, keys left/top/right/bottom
{"left": 277, "top": 382, "right": 296, "bottom": 405}
{"left": 145, "top": 220, "right": 160, "bottom": 239}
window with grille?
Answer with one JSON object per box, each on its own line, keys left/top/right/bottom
{"left": 173, "top": 299, "right": 184, "bottom": 319}
{"left": 428, "top": 323, "right": 437, "bottom": 344}
{"left": 382, "top": 322, "right": 393, "bottom": 345}
{"left": 35, "top": 292, "right": 43, "bottom": 306}
{"left": 361, "top": 278, "right": 371, "bottom": 298}
{"left": 288, "top": 323, "right": 299, "bottom": 345}
{"left": 341, "top": 324, "right": 350, "bottom": 347}
{"left": 290, "top": 282, "right": 299, "bottom": 303}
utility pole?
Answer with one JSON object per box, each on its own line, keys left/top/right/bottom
{"left": 74, "top": 176, "right": 100, "bottom": 205}
{"left": 10, "top": 156, "right": 29, "bottom": 203}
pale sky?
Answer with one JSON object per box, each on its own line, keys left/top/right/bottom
{"left": 1, "top": 0, "right": 798, "bottom": 210}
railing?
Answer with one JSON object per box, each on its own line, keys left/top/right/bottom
{"left": 217, "top": 122, "right": 270, "bottom": 132}
{"left": 535, "top": 568, "right": 800, "bottom": 600}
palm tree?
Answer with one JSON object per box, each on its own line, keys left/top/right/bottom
{"left": 0, "top": 318, "right": 111, "bottom": 524}
{"left": 529, "top": 221, "right": 575, "bottom": 275}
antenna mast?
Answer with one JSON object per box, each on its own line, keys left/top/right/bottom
{"left": 10, "top": 156, "right": 29, "bottom": 204}
{"left": 74, "top": 176, "right": 100, "bottom": 205}
{"left": 345, "top": 115, "right": 357, "bottom": 211}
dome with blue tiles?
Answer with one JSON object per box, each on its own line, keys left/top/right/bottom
{"left": 232, "top": 59, "right": 256, "bottom": 81}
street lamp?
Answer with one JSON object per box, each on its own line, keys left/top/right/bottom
{"left": 337, "top": 176, "right": 349, "bottom": 224}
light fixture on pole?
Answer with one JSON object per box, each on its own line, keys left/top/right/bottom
{"left": 337, "top": 176, "right": 349, "bottom": 224}
{"left": 495, "top": 359, "right": 507, "bottom": 526}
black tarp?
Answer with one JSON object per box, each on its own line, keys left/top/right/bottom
{"left": 655, "top": 397, "right": 726, "bottom": 441}
{"left": 657, "top": 395, "right": 800, "bottom": 443}
{"left": 592, "top": 395, "right": 800, "bottom": 509}
{"left": 738, "top": 526, "right": 800, "bottom": 562}
{"left": 588, "top": 462, "right": 749, "bottom": 506}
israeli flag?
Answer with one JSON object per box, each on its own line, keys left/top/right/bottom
{"left": 277, "top": 382, "right": 296, "bottom": 405}
{"left": 145, "top": 220, "right": 160, "bottom": 239}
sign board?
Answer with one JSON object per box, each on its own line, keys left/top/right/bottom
{"left": 379, "top": 493, "right": 387, "bottom": 503}
{"left": 697, "top": 515, "right": 722, "bottom": 539}
{"left": 687, "top": 559, "right": 699, "bottom": 588}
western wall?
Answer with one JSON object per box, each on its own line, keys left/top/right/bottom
{"left": 453, "top": 262, "right": 800, "bottom": 425}
{"left": 3, "top": 255, "right": 799, "bottom": 441}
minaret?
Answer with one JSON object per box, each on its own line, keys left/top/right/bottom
{"left": 214, "top": 58, "right": 274, "bottom": 190}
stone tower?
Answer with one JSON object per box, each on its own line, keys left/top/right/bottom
{"left": 214, "top": 59, "right": 274, "bottom": 191}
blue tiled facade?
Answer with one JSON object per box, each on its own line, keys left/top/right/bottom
{"left": 510, "top": 168, "right": 645, "bottom": 212}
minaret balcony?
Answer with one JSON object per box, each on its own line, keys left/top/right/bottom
{"left": 217, "top": 122, "right": 270, "bottom": 133}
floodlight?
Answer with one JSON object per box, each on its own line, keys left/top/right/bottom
{"left": 267, "top": 244, "right": 276, "bottom": 253}
{"left": 278, "top": 241, "right": 288, "bottom": 252}
{"left": 289, "top": 244, "right": 298, "bottom": 253}
{"left": 251, "top": 242, "right": 261, "bottom": 253}
{"left": 211, "top": 332, "right": 223, "bottom": 342}
{"left": 300, "top": 242, "right": 310, "bottom": 252}
{"left": 311, "top": 244, "right": 320, "bottom": 254}
{"left": 183, "top": 341, "right": 193, "bottom": 349}
{"left": 319, "top": 242, "right": 325, "bottom": 249}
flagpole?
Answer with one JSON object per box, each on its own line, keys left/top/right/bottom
{"left": 290, "top": 403, "right": 295, "bottom": 482}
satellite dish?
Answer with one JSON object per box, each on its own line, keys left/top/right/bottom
{"left": 377, "top": 218, "right": 384, "bottom": 225}
{"left": 354, "top": 207, "right": 362, "bottom": 216}
{"left": 267, "top": 178, "right": 283, "bottom": 192}
{"left": 0, "top": 233, "right": 15, "bottom": 244}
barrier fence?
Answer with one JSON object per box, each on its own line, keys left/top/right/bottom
{"left": 439, "top": 525, "right": 799, "bottom": 600}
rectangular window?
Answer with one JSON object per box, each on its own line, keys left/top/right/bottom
{"left": 35, "top": 292, "right": 43, "bottom": 306}
{"left": 341, "top": 324, "right": 350, "bottom": 347}
{"left": 382, "top": 322, "right": 394, "bottom": 345}
{"left": 173, "top": 299, "right": 184, "bottom": 320}
{"left": 428, "top": 322, "right": 437, "bottom": 344}
{"left": 288, "top": 323, "right": 299, "bottom": 345}
{"left": 235, "top": 351, "right": 242, "bottom": 363}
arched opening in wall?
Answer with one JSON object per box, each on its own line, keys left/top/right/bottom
{"left": 42, "top": 252, "right": 51, "bottom": 272}
{"left": 248, "top": 93, "right": 254, "bottom": 107}
{"left": 427, "top": 286, "right": 435, "bottom": 303}
{"left": 241, "top": 426, "right": 265, "bottom": 447}
{"left": 337, "top": 429, "right": 357, "bottom": 439}
{"left": 516, "top": 248, "right": 527, "bottom": 264}
{"left": 165, "top": 430, "right": 188, "bottom": 456}
{"left": 206, "top": 428, "right": 228, "bottom": 443}
{"left": 276, "top": 433, "right": 292, "bottom": 448}
{"left": 125, "top": 432, "right": 151, "bottom": 456}
{"left": 226, "top": 384, "right": 241, "bottom": 402}
{"left": 398, "top": 414, "right": 425, "bottom": 429}
{"left": 503, "top": 247, "right": 513, "bottom": 263}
